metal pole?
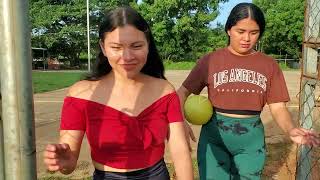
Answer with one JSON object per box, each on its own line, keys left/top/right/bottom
{"left": 87, "top": 0, "right": 91, "bottom": 72}
{"left": 0, "top": 0, "right": 37, "bottom": 179}
{"left": 0, "top": 82, "right": 4, "bottom": 180}
{"left": 43, "top": 50, "right": 45, "bottom": 70}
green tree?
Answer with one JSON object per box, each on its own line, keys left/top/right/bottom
{"left": 208, "top": 23, "right": 228, "bottom": 52}
{"left": 254, "top": 0, "right": 278, "bottom": 10}
{"left": 30, "top": 0, "right": 86, "bottom": 66}
{"left": 30, "top": 0, "right": 227, "bottom": 65}
{"left": 30, "top": 0, "right": 137, "bottom": 67}
{"left": 137, "top": 0, "right": 227, "bottom": 61}
{"left": 254, "top": 0, "right": 304, "bottom": 59}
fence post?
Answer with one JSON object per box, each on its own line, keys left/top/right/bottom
{"left": 297, "top": 0, "right": 320, "bottom": 178}
{"left": 0, "top": 84, "right": 4, "bottom": 180}
{"left": 298, "top": 78, "right": 315, "bottom": 180}
{"left": 285, "top": 54, "right": 287, "bottom": 67}
{"left": 0, "top": 0, "right": 37, "bottom": 179}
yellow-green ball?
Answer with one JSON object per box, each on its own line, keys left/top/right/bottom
{"left": 184, "top": 95, "right": 213, "bottom": 125}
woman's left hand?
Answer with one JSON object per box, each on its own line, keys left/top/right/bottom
{"left": 289, "top": 128, "right": 320, "bottom": 147}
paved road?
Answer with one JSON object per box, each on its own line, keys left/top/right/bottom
{"left": 35, "top": 70, "right": 301, "bottom": 178}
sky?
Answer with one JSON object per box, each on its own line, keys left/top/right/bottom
{"left": 211, "top": 0, "right": 252, "bottom": 27}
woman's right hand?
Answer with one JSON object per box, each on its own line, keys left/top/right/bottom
{"left": 43, "top": 143, "right": 73, "bottom": 172}
{"left": 184, "top": 121, "right": 196, "bottom": 151}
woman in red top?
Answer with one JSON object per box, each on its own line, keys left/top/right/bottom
{"left": 43, "top": 6, "right": 193, "bottom": 180}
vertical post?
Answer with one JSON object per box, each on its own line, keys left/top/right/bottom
{"left": 285, "top": 54, "right": 287, "bottom": 67}
{"left": 87, "top": 0, "right": 91, "bottom": 72}
{"left": 306, "top": 0, "right": 320, "bottom": 42}
{"left": 297, "top": 78, "right": 315, "bottom": 180}
{"left": 0, "top": 0, "right": 37, "bottom": 179}
{"left": 43, "top": 49, "right": 45, "bottom": 70}
{"left": 0, "top": 82, "right": 4, "bottom": 180}
{"left": 297, "top": 0, "right": 320, "bottom": 178}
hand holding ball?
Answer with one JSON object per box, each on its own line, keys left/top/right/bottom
{"left": 184, "top": 95, "right": 213, "bottom": 125}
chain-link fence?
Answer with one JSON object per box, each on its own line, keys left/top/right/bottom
{"left": 296, "top": 0, "right": 320, "bottom": 179}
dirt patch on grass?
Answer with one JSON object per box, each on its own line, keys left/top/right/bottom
{"left": 263, "top": 143, "right": 296, "bottom": 180}
{"left": 311, "top": 147, "right": 320, "bottom": 179}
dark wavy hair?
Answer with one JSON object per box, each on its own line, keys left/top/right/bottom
{"left": 85, "top": 6, "right": 165, "bottom": 80}
{"left": 225, "top": 3, "right": 265, "bottom": 44}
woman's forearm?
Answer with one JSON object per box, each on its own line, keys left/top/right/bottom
{"left": 58, "top": 130, "right": 84, "bottom": 174}
{"left": 269, "top": 102, "right": 296, "bottom": 134}
{"left": 177, "top": 86, "right": 191, "bottom": 118}
{"left": 168, "top": 122, "right": 194, "bottom": 180}
{"left": 171, "top": 149, "right": 194, "bottom": 180}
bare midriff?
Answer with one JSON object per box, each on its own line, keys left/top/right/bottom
{"left": 93, "top": 160, "right": 145, "bottom": 172}
{"left": 216, "top": 111, "right": 258, "bottom": 118}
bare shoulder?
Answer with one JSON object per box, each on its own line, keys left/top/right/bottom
{"left": 66, "top": 80, "right": 98, "bottom": 99}
{"left": 147, "top": 76, "right": 176, "bottom": 95}
{"left": 160, "top": 79, "right": 176, "bottom": 94}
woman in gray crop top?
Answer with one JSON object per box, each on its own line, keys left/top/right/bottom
{"left": 178, "top": 2, "right": 320, "bottom": 180}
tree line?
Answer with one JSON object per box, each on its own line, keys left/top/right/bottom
{"left": 30, "top": 0, "right": 304, "bottom": 68}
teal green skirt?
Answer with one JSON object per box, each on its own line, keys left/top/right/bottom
{"left": 197, "top": 113, "right": 266, "bottom": 180}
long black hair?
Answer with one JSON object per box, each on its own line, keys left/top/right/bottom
{"left": 225, "top": 3, "right": 265, "bottom": 44}
{"left": 86, "top": 6, "right": 165, "bottom": 80}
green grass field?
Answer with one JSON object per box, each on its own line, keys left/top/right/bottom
{"left": 32, "top": 61, "right": 297, "bottom": 94}
{"left": 32, "top": 61, "right": 196, "bottom": 93}
{"left": 164, "top": 61, "right": 196, "bottom": 70}
{"left": 32, "top": 71, "right": 85, "bottom": 93}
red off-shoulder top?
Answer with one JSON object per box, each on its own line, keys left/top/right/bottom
{"left": 60, "top": 92, "right": 183, "bottom": 169}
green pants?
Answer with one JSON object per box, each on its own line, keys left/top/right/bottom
{"left": 197, "top": 113, "right": 266, "bottom": 180}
